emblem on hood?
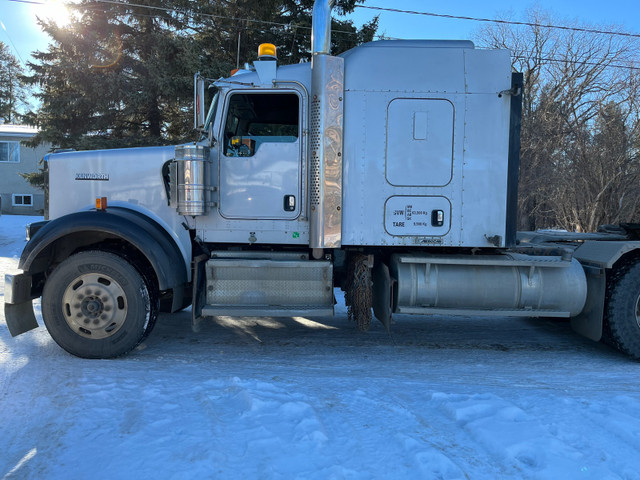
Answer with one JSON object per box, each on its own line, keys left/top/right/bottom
{"left": 75, "top": 173, "right": 109, "bottom": 181}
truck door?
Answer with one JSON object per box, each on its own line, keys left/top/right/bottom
{"left": 219, "top": 91, "right": 302, "bottom": 220}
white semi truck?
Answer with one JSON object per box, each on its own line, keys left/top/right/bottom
{"left": 5, "top": 0, "right": 640, "bottom": 359}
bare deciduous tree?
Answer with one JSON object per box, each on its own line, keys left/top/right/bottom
{"left": 477, "top": 9, "right": 640, "bottom": 231}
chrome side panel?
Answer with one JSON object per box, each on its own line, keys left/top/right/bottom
{"left": 309, "top": 54, "right": 344, "bottom": 248}
{"left": 203, "top": 252, "right": 334, "bottom": 317}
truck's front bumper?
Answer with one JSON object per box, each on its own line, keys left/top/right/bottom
{"left": 4, "top": 273, "right": 39, "bottom": 336}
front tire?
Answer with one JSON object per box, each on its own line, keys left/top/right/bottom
{"left": 604, "top": 260, "right": 640, "bottom": 360}
{"left": 42, "top": 251, "right": 154, "bottom": 358}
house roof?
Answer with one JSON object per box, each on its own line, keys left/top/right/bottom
{"left": 0, "top": 124, "right": 39, "bottom": 138}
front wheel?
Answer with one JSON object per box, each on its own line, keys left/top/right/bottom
{"left": 42, "top": 251, "right": 154, "bottom": 358}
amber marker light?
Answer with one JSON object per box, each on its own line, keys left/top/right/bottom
{"left": 96, "top": 197, "right": 108, "bottom": 211}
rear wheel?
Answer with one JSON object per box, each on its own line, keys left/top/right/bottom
{"left": 42, "top": 251, "right": 155, "bottom": 358}
{"left": 604, "top": 261, "right": 640, "bottom": 360}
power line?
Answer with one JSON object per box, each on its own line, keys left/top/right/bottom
{"left": 5, "top": 0, "right": 639, "bottom": 72}
{"left": 355, "top": 5, "right": 640, "bottom": 40}
{"left": 7, "top": 0, "right": 640, "bottom": 41}
{"left": 94, "top": 0, "right": 305, "bottom": 30}
{"left": 0, "top": 18, "right": 26, "bottom": 64}
{"left": 5, "top": 0, "right": 360, "bottom": 37}
{"left": 513, "top": 55, "right": 640, "bottom": 72}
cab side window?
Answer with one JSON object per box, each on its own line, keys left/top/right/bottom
{"left": 224, "top": 93, "right": 299, "bottom": 157}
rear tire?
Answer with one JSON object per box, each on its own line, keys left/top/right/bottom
{"left": 42, "top": 251, "right": 154, "bottom": 358}
{"left": 604, "top": 261, "right": 640, "bottom": 360}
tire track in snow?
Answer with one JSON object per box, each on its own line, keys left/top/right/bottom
{"left": 429, "top": 392, "right": 627, "bottom": 478}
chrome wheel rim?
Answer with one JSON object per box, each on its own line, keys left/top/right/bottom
{"left": 62, "top": 272, "right": 127, "bottom": 339}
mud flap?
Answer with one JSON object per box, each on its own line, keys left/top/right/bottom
{"left": 570, "top": 264, "right": 605, "bottom": 341}
{"left": 5, "top": 301, "right": 39, "bottom": 337}
{"left": 372, "top": 262, "right": 393, "bottom": 332}
{"left": 4, "top": 273, "right": 39, "bottom": 336}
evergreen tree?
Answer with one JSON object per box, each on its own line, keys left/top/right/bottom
{"left": 0, "top": 42, "right": 28, "bottom": 124}
{"left": 24, "top": 0, "right": 199, "bottom": 149}
{"left": 24, "top": 0, "right": 378, "bottom": 150}
{"left": 192, "top": 0, "right": 377, "bottom": 68}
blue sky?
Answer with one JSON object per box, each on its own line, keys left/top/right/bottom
{"left": 350, "top": 1, "right": 640, "bottom": 41}
{"left": 1, "top": 0, "right": 639, "bottom": 66}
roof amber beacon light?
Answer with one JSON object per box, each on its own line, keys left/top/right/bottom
{"left": 258, "top": 43, "right": 277, "bottom": 60}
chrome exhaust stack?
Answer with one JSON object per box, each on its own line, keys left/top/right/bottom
{"left": 311, "top": 0, "right": 334, "bottom": 56}
{"left": 309, "top": 0, "right": 344, "bottom": 252}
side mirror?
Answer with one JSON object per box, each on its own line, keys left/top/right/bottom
{"left": 194, "top": 73, "right": 206, "bottom": 130}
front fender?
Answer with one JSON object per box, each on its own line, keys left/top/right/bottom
{"left": 19, "top": 207, "right": 189, "bottom": 291}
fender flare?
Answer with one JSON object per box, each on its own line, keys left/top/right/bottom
{"left": 20, "top": 208, "right": 189, "bottom": 291}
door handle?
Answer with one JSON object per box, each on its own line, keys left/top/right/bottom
{"left": 284, "top": 195, "right": 296, "bottom": 212}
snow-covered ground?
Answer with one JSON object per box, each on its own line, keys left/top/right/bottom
{"left": 1, "top": 214, "right": 639, "bottom": 479}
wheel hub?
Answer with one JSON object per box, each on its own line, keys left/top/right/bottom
{"left": 62, "top": 273, "right": 127, "bottom": 339}
{"left": 82, "top": 296, "right": 103, "bottom": 317}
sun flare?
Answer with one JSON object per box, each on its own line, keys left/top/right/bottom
{"left": 39, "top": 0, "right": 73, "bottom": 27}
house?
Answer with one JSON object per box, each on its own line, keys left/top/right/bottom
{"left": 0, "top": 124, "right": 49, "bottom": 215}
